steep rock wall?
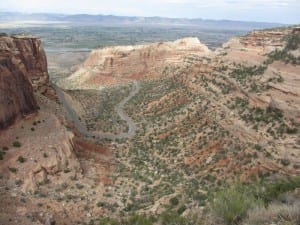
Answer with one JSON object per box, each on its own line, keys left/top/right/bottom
{"left": 61, "top": 37, "right": 211, "bottom": 89}
{"left": 0, "top": 34, "right": 49, "bottom": 129}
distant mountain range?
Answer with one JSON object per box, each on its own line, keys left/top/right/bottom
{"left": 0, "top": 12, "right": 284, "bottom": 30}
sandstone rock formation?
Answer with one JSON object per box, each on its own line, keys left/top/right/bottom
{"left": 217, "top": 28, "right": 300, "bottom": 118}
{"left": 0, "top": 34, "right": 49, "bottom": 88}
{"left": 0, "top": 35, "right": 37, "bottom": 128}
{"left": 61, "top": 37, "right": 211, "bottom": 89}
{"left": 0, "top": 34, "right": 113, "bottom": 224}
{"left": 1, "top": 26, "right": 299, "bottom": 225}
{"left": 0, "top": 34, "right": 55, "bottom": 129}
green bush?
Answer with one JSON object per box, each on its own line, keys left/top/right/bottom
{"left": 96, "top": 212, "right": 203, "bottom": 225}
{"left": 0, "top": 149, "right": 6, "bottom": 160}
{"left": 286, "top": 127, "right": 298, "bottom": 134}
{"left": 169, "top": 196, "right": 179, "bottom": 206}
{"left": 254, "top": 144, "right": 262, "bottom": 151}
{"left": 267, "top": 48, "right": 300, "bottom": 65}
{"left": 8, "top": 167, "right": 18, "bottom": 173}
{"left": 98, "top": 217, "right": 119, "bottom": 225}
{"left": 257, "top": 177, "right": 300, "bottom": 204}
{"left": 97, "top": 202, "right": 106, "bottom": 207}
{"left": 211, "top": 184, "right": 263, "bottom": 225}
{"left": 17, "top": 156, "right": 26, "bottom": 163}
{"left": 280, "top": 159, "right": 290, "bottom": 166}
{"left": 13, "top": 141, "right": 21, "bottom": 148}
{"left": 127, "top": 214, "right": 155, "bottom": 225}
{"left": 285, "top": 32, "right": 300, "bottom": 51}
{"left": 15, "top": 179, "right": 23, "bottom": 186}
{"left": 177, "top": 205, "right": 187, "bottom": 215}
{"left": 159, "top": 211, "right": 189, "bottom": 225}
{"left": 98, "top": 214, "right": 155, "bottom": 225}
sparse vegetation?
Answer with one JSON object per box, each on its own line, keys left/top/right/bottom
{"left": 285, "top": 32, "right": 300, "bottom": 51}
{"left": 96, "top": 211, "right": 203, "bottom": 225}
{"left": 210, "top": 177, "right": 300, "bottom": 225}
{"left": 266, "top": 32, "right": 300, "bottom": 65}
{"left": 230, "top": 65, "right": 267, "bottom": 83}
{"left": 1, "top": 25, "right": 299, "bottom": 225}
{"left": 267, "top": 49, "right": 300, "bottom": 65}
{"left": 246, "top": 202, "right": 300, "bottom": 225}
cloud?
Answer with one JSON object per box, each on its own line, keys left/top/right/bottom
{"left": 193, "top": 0, "right": 299, "bottom": 8}
{"left": 0, "top": 0, "right": 299, "bottom": 23}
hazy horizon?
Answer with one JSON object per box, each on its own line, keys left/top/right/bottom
{"left": 1, "top": 0, "right": 300, "bottom": 24}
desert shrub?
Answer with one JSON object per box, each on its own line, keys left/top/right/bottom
{"left": 15, "top": 179, "right": 23, "bottom": 186}
{"left": 12, "top": 141, "right": 21, "bottom": 148}
{"left": 177, "top": 205, "right": 187, "bottom": 215}
{"left": 285, "top": 32, "right": 300, "bottom": 51}
{"left": 64, "top": 168, "right": 71, "bottom": 173}
{"left": 257, "top": 177, "right": 300, "bottom": 204}
{"left": 281, "top": 158, "right": 291, "bottom": 166}
{"left": 98, "top": 217, "right": 119, "bottom": 225}
{"left": 0, "top": 150, "right": 6, "bottom": 160}
{"left": 159, "top": 211, "right": 203, "bottom": 225}
{"left": 38, "top": 178, "right": 50, "bottom": 186}
{"left": 254, "top": 144, "right": 262, "bottom": 151}
{"left": 267, "top": 49, "right": 300, "bottom": 65}
{"left": 230, "top": 65, "right": 267, "bottom": 83}
{"left": 97, "top": 202, "right": 106, "bottom": 207}
{"left": 96, "top": 212, "right": 202, "bottom": 225}
{"left": 159, "top": 211, "right": 191, "bottom": 225}
{"left": 211, "top": 184, "right": 263, "bottom": 225}
{"left": 286, "top": 127, "right": 298, "bottom": 134}
{"left": 17, "top": 156, "right": 26, "bottom": 163}
{"left": 126, "top": 214, "right": 155, "bottom": 225}
{"left": 245, "top": 201, "right": 300, "bottom": 225}
{"left": 169, "top": 196, "right": 179, "bottom": 206}
{"left": 266, "top": 106, "right": 283, "bottom": 119}
{"left": 8, "top": 167, "right": 18, "bottom": 173}
{"left": 98, "top": 214, "right": 155, "bottom": 225}
{"left": 76, "top": 183, "right": 84, "bottom": 189}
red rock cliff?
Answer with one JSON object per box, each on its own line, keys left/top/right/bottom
{"left": 61, "top": 37, "right": 211, "bottom": 89}
{"left": 0, "top": 34, "right": 48, "bottom": 129}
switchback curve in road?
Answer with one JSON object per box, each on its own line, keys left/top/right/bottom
{"left": 53, "top": 81, "right": 140, "bottom": 140}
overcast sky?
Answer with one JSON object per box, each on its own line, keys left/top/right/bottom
{"left": 1, "top": 0, "right": 300, "bottom": 24}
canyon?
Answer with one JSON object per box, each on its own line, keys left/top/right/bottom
{"left": 0, "top": 34, "right": 112, "bottom": 224}
{"left": 0, "top": 25, "right": 299, "bottom": 225}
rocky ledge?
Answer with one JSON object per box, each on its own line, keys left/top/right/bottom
{"left": 60, "top": 37, "right": 211, "bottom": 89}
{"left": 0, "top": 34, "right": 56, "bottom": 129}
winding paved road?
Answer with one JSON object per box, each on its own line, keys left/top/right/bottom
{"left": 52, "top": 81, "right": 140, "bottom": 140}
